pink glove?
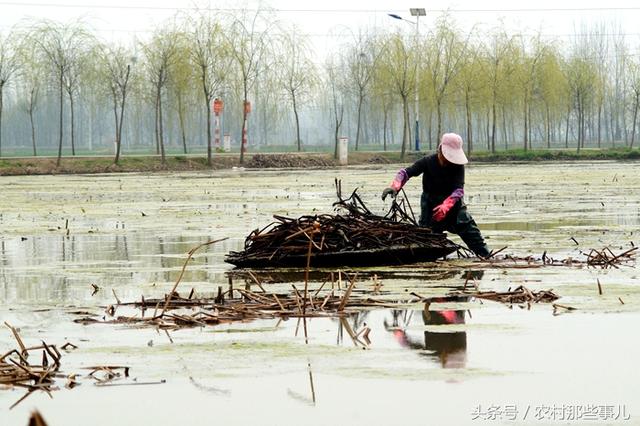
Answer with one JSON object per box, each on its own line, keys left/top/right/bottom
{"left": 432, "top": 196, "right": 457, "bottom": 222}
{"left": 390, "top": 169, "right": 409, "bottom": 191}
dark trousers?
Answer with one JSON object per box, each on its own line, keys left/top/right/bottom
{"left": 419, "top": 193, "right": 490, "bottom": 257}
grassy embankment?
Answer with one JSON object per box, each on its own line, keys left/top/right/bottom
{"left": 0, "top": 147, "right": 638, "bottom": 176}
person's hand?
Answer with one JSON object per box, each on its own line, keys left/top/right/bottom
{"left": 432, "top": 197, "right": 457, "bottom": 222}
{"left": 381, "top": 188, "right": 398, "bottom": 201}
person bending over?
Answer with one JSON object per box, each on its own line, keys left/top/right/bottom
{"left": 382, "top": 133, "right": 490, "bottom": 258}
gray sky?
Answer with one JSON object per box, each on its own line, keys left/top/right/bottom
{"left": 1, "top": 0, "right": 640, "bottom": 57}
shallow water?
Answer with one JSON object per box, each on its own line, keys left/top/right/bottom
{"left": 1, "top": 161, "right": 639, "bottom": 425}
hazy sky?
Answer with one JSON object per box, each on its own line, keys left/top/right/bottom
{"left": 1, "top": 0, "right": 639, "bottom": 57}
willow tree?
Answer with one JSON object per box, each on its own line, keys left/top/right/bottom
{"left": 28, "top": 20, "right": 90, "bottom": 166}
{"left": 278, "top": 26, "right": 317, "bottom": 151}
{"left": 167, "top": 34, "right": 196, "bottom": 155}
{"left": 188, "top": 14, "right": 232, "bottom": 165}
{"left": 456, "top": 47, "right": 488, "bottom": 155}
{"left": 344, "top": 30, "right": 380, "bottom": 151}
{"left": 627, "top": 58, "right": 640, "bottom": 148}
{"left": 371, "top": 39, "right": 397, "bottom": 151}
{"left": 379, "top": 32, "right": 415, "bottom": 159}
{"left": 485, "top": 30, "right": 517, "bottom": 152}
{"left": 565, "top": 51, "right": 598, "bottom": 152}
{"left": 423, "top": 16, "right": 471, "bottom": 141}
{"left": 15, "top": 37, "right": 45, "bottom": 156}
{"left": 325, "top": 57, "right": 346, "bottom": 159}
{"left": 537, "top": 45, "right": 567, "bottom": 148}
{"left": 513, "top": 36, "right": 545, "bottom": 150}
{"left": 97, "top": 43, "right": 134, "bottom": 164}
{"left": 228, "top": 9, "right": 273, "bottom": 164}
{"left": 0, "top": 31, "right": 19, "bottom": 157}
{"left": 142, "top": 28, "right": 180, "bottom": 164}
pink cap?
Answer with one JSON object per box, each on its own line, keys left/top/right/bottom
{"left": 439, "top": 133, "right": 468, "bottom": 165}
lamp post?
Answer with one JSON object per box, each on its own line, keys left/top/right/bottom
{"left": 388, "top": 8, "right": 426, "bottom": 152}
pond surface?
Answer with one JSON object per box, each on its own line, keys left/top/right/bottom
{"left": 1, "top": 161, "right": 639, "bottom": 425}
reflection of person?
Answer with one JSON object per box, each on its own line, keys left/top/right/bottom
{"left": 381, "top": 133, "right": 490, "bottom": 258}
{"left": 385, "top": 297, "right": 468, "bottom": 368}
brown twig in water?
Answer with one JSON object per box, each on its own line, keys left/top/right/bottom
{"left": 156, "top": 238, "right": 228, "bottom": 319}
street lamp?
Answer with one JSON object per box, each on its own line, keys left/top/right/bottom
{"left": 388, "top": 8, "right": 426, "bottom": 152}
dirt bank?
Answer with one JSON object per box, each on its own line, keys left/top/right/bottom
{"left": 0, "top": 148, "right": 637, "bottom": 176}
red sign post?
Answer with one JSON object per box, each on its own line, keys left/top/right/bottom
{"left": 242, "top": 101, "right": 251, "bottom": 152}
{"left": 212, "top": 98, "right": 224, "bottom": 150}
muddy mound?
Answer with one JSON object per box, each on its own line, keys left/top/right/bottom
{"left": 246, "top": 154, "right": 336, "bottom": 168}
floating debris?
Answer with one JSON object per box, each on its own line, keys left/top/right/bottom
{"left": 585, "top": 247, "right": 637, "bottom": 268}
{"left": 71, "top": 275, "right": 406, "bottom": 330}
{"left": 1, "top": 322, "right": 62, "bottom": 409}
{"left": 452, "top": 285, "right": 560, "bottom": 305}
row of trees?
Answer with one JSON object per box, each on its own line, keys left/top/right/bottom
{"left": 0, "top": 10, "right": 639, "bottom": 165}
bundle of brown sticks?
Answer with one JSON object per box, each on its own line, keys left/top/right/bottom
{"left": 225, "top": 180, "right": 458, "bottom": 267}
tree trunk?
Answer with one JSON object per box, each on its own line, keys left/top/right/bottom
{"left": 501, "top": 107, "right": 508, "bottom": 150}
{"left": 240, "top": 105, "right": 248, "bottom": 165}
{"left": 355, "top": 92, "right": 363, "bottom": 151}
{"left": 436, "top": 96, "right": 443, "bottom": 142}
{"left": 334, "top": 122, "right": 339, "bottom": 159}
{"left": 564, "top": 103, "right": 570, "bottom": 149}
{"left": 116, "top": 69, "right": 130, "bottom": 164}
{"left": 577, "top": 96, "right": 582, "bottom": 154}
{"left": 292, "top": 91, "right": 301, "bottom": 151}
{"left": 112, "top": 92, "right": 120, "bottom": 164}
{"left": 57, "top": 72, "right": 64, "bottom": 167}
{"left": 154, "top": 90, "right": 160, "bottom": 155}
{"left": 400, "top": 95, "right": 410, "bottom": 159}
{"left": 69, "top": 93, "right": 76, "bottom": 156}
{"left": 177, "top": 93, "right": 187, "bottom": 154}
{"left": 0, "top": 84, "right": 3, "bottom": 157}
{"left": 206, "top": 98, "right": 212, "bottom": 166}
{"left": 158, "top": 89, "right": 166, "bottom": 164}
{"left": 545, "top": 103, "right": 551, "bottom": 149}
{"left": 383, "top": 106, "right": 388, "bottom": 151}
{"left": 491, "top": 98, "right": 497, "bottom": 153}
{"left": 523, "top": 93, "right": 528, "bottom": 151}
{"left": 30, "top": 103, "right": 37, "bottom": 156}
{"left": 465, "top": 89, "right": 473, "bottom": 156}
{"left": 631, "top": 94, "right": 639, "bottom": 149}
{"left": 597, "top": 102, "right": 602, "bottom": 148}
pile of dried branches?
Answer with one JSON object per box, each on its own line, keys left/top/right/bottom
{"left": 226, "top": 180, "right": 458, "bottom": 267}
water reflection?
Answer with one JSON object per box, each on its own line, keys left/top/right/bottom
{"left": 384, "top": 299, "right": 468, "bottom": 369}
